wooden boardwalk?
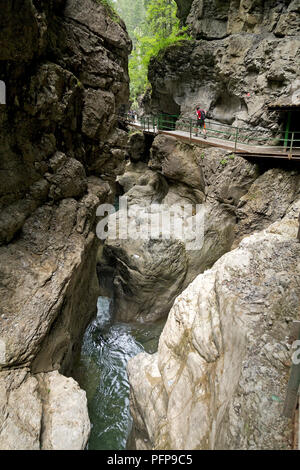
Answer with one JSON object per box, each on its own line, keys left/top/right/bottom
{"left": 129, "top": 122, "right": 300, "bottom": 161}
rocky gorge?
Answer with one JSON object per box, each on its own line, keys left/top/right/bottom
{"left": 145, "top": 0, "right": 300, "bottom": 137}
{"left": 0, "top": 0, "right": 299, "bottom": 452}
{"left": 0, "top": 0, "right": 131, "bottom": 449}
{"left": 124, "top": 0, "right": 300, "bottom": 451}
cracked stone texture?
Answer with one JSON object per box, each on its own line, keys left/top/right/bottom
{"left": 233, "top": 167, "right": 300, "bottom": 247}
{"left": 0, "top": 0, "right": 131, "bottom": 245}
{"left": 0, "top": 0, "right": 130, "bottom": 450}
{"left": 175, "top": 0, "right": 300, "bottom": 39}
{"left": 98, "top": 136, "right": 261, "bottom": 322}
{"left": 128, "top": 198, "right": 300, "bottom": 450}
{"left": 0, "top": 369, "right": 90, "bottom": 450}
{"left": 100, "top": 136, "right": 299, "bottom": 324}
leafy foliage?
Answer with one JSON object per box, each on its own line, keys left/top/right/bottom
{"left": 111, "top": 0, "right": 191, "bottom": 106}
{"left": 111, "top": 0, "right": 146, "bottom": 46}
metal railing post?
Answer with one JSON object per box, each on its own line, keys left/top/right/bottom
{"left": 284, "top": 111, "right": 292, "bottom": 150}
{"left": 288, "top": 132, "right": 295, "bottom": 160}
{"left": 234, "top": 128, "right": 239, "bottom": 152}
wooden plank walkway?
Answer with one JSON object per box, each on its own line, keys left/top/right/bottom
{"left": 129, "top": 122, "right": 300, "bottom": 161}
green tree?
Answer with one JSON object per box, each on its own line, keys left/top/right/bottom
{"left": 111, "top": 0, "right": 146, "bottom": 46}
{"left": 112, "top": 0, "right": 190, "bottom": 105}
{"left": 146, "top": 0, "right": 176, "bottom": 37}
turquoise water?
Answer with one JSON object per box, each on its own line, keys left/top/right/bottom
{"left": 74, "top": 297, "right": 165, "bottom": 450}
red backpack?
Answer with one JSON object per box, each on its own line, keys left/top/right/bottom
{"left": 197, "top": 109, "right": 206, "bottom": 120}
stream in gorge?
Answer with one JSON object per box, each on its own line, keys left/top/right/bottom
{"left": 74, "top": 297, "right": 166, "bottom": 450}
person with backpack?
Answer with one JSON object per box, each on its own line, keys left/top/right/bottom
{"left": 195, "top": 107, "right": 207, "bottom": 139}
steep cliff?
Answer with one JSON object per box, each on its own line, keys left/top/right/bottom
{"left": 125, "top": 1, "right": 300, "bottom": 449}
{"left": 175, "top": 0, "right": 300, "bottom": 39}
{"left": 99, "top": 133, "right": 300, "bottom": 323}
{"left": 145, "top": 0, "right": 300, "bottom": 135}
{"left": 0, "top": 0, "right": 131, "bottom": 449}
{"left": 128, "top": 197, "right": 300, "bottom": 450}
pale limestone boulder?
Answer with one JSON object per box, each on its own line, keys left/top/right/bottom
{"left": 128, "top": 199, "right": 300, "bottom": 450}
{"left": 0, "top": 370, "right": 42, "bottom": 450}
{"left": 0, "top": 370, "right": 90, "bottom": 450}
{"left": 64, "top": 0, "right": 131, "bottom": 51}
{"left": 100, "top": 139, "right": 259, "bottom": 323}
{"left": 38, "top": 371, "right": 90, "bottom": 450}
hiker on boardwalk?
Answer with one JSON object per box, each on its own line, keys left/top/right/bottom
{"left": 195, "top": 107, "right": 207, "bottom": 139}
{"left": 128, "top": 109, "right": 135, "bottom": 122}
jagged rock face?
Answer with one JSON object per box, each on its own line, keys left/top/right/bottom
{"left": 234, "top": 167, "right": 300, "bottom": 246}
{"left": 145, "top": 0, "right": 300, "bottom": 134}
{"left": 127, "top": 131, "right": 146, "bottom": 162}
{"left": 0, "top": 0, "right": 65, "bottom": 61}
{"left": 182, "top": 0, "right": 299, "bottom": 40}
{"left": 173, "top": 0, "right": 194, "bottom": 26}
{"left": 127, "top": 199, "right": 300, "bottom": 450}
{"left": 0, "top": 0, "right": 131, "bottom": 238}
{"left": 0, "top": 179, "right": 112, "bottom": 374}
{"left": 0, "top": 0, "right": 131, "bottom": 450}
{"left": 99, "top": 135, "right": 259, "bottom": 322}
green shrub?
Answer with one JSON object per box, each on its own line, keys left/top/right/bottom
{"left": 93, "top": 0, "right": 120, "bottom": 23}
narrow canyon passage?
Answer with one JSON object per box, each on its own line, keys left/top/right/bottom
{"left": 73, "top": 297, "right": 165, "bottom": 450}
{"left": 0, "top": 0, "right": 299, "bottom": 452}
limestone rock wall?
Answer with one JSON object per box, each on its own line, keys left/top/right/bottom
{"left": 146, "top": 0, "right": 300, "bottom": 134}
{"left": 99, "top": 134, "right": 299, "bottom": 325}
{"left": 99, "top": 135, "right": 262, "bottom": 323}
{"left": 126, "top": 2, "right": 300, "bottom": 441}
{"left": 124, "top": 134, "right": 300, "bottom": 449}
{"left": 128, "top": 198, "right": 300, "bottom": 450}
{"left": 0, "top": 0, "right": 131, "bottom": 449}
{"left": 176, "top": 0, "right": 300, "bottom": 39}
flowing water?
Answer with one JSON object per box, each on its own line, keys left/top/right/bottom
{"left": 74, "top": 297, "right": 165, "bottom": 450}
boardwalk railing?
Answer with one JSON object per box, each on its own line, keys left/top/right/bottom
{"left": 121, "top": 113, "right": 300, "bottom": 154}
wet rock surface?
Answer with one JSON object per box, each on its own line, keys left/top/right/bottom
{"left": 234, "top": 167, "right": 300, "bottom": 246}
{"left": 1, "top": 0, "right": 299, "bottom": 452}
